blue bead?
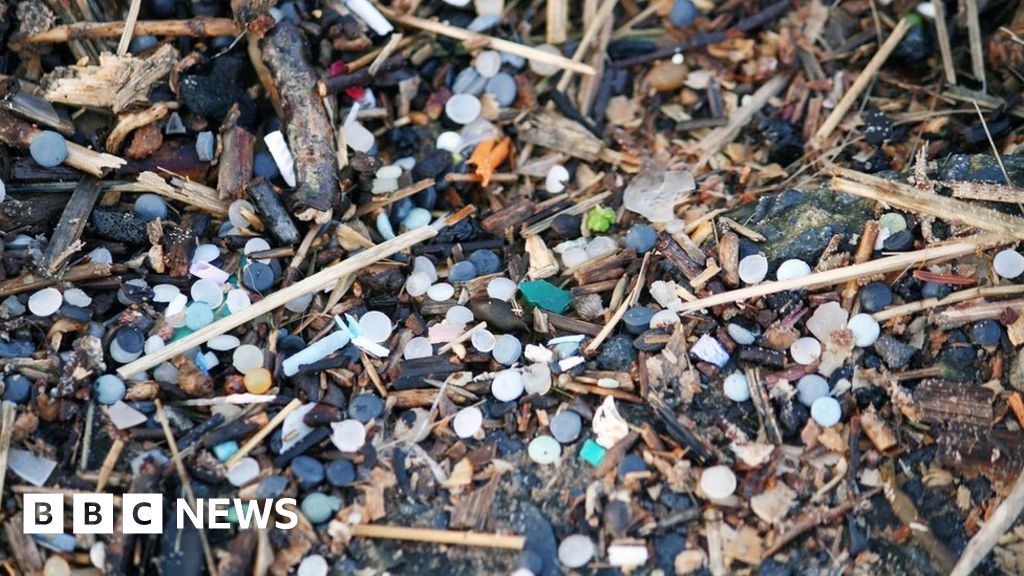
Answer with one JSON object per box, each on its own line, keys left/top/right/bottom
{"left": 242, "top": 262, "right": 275, "bottom": 292}
{"left": 469, "top": 249, "right": 501, "bottom": 275}
{"left": 448, "top": 260, "right": 479, "bottom": 282}
{"left": 623, "top": 307, "right": 655, "bottom": 334}
{"left": 253, "top": 151, "right": 280, "bottom": 179}
{"left": 2, "top": 374, "right": 31, "bottom": 404}
{"left": 133, "top": 194, "right": 167, "bottom": 222}
{"left": 860, "top": 282, "right": 893, "bottom": 313}
{"left": 326, "top": 459, "right": 357, "bottom": 486}
{"left": 256, "top": 475, "right": 288, "bottom": 499}
{"left": 29, "top": 131, "right": 68, "bottom": 168}
{"left": 668, "top": 0, "right": 698, "bottom": 28}
{"left": 290, "top": 455, "right": 325, "bottom": 489}
{"left": 971, "top": 320, "right": 1002, "bottom": 347}
{"left": 348, "top": 394, "right": 384, "bottom": 423}
{"left": 301, "top": 493, "right": 341, "bottom": 524}
{"left": 95, "top": 374, "right": 126, "bottom": 405}
{"left": 624, "top": 225, "right": 657, "bottom": 252}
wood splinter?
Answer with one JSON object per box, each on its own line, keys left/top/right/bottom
{"left": 349, "top": 524, "right": 526, "bottom": 550}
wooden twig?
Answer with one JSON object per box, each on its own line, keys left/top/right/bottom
{"left": 154, "top": 399, "right": 219, "bottom": 576}
{"left": 117, "top": 0, "right": 143, "bottom": 56}
{"left": 379, "top": 7, "right": 596, "bottom": 76}
{"left": 117, "top": 224, "right": 440, "bottom": 378}
{"left": 0, "top": 262, "right": 122, "bottom": 298}
{"left": 949, "top": 181, "right": 1024, "bottom": 203}
{"left": 874, "top": 284, "right": 1024, "bottom": 322}
{"left": 555, "top": 0, "right": 617, "bottom": 92}
{"left": 39, "top": 177, "right": 103, "bottom": 276}
{"left": 951, "top": 465, "right": 1024, "bottom": 575}
{"left": 677, "top": 236, "right": 1000, "bottom": 314}
{"left": 23, "top": 17, "right": 240, "bottom": 43}
{"left": 225, "top": 398, "right": 303, "bottom": 467}
{"left": 106, "top": 102, "right": 174, "bottom": 152}
{"left": 94, "top": 438, "right": 124, "bottom": 492}
{"left": 584, "top": 253, "right": 649, "bottom": 353}
{"left": 217, "top": 105, "right": 256, "bottom": 199}
{"left": 110, "top": 171, "right": 230, "bottom": 217}
{"left": 745, "top": 368, "right": 782, "bottom": 444}
{"left": 695, "top": 74, "right": 789, "bottom": 169}
{"left": 831, "top": 167, "right": 1024, "bottom": 239}
{"left": 965, "top": 0, "right": 986, "bottom": 90}
{"left": 349, "top": 524, "right": 526, "bottom": 549}
{"left": 547, "top": 0, "right": 568, "bottom": 44}
{"left": 262, "top": 20, "right": 341, "bottom": 223}
{"left": 0, "top": 403, "right": 16, "bottom": 505}
{"left": 931, "top": 0, "right": 956, "bottom": 85}
{"left": 763, "top": 489, "right": 880, "bottom": 557}
{"left": 356, "top": 178, "right": 434, "bottom": 215}
{"left": 814, "top": 18, "right": 911, "bottom": 142}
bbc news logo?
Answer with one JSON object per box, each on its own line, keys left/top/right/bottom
{"left": 23, "top": 494, "right": 299, "bottom": 534}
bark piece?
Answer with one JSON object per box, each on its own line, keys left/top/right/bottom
{"left": 247, "top": 177, "right": 301, "bottom": 245}
{"left": 39, "top": 177, "right": 102, "bottom": 276}
{"left": 217, "top": 104, "right": 256, "bottom": 199}
{"left": 42, "top": 44, "right": 179, "bottom": 113}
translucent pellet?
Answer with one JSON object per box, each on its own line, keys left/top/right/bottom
{"left": 226, "top": 289, "right": 251, "bottom": 313}
{"left": 445, "top": 94, "right": 482, "bottom": 125}
{"left": 186, "top": 303, "right": 214, "bottom": 330}
{"left": 811, "top": 396, "right": 842, "bottom": 427}
{"left": 28, "top": 288, "right": 62, "bottom": 317}
{"left": 471, "top": 329, "right": 496, "bottom": 352}
{"left": 193, "top": 243, "right": 221, "bottom": 263}
{"left": 545, "top": 165, "right": 570, "bottom": 193}
{"left": 427, "top": 282, "right": 455, "bottom": 301}
{"left": 790, "top": 337, "right": 821, "bottom": 365}
{"left": 405, "top": 272, "right": 432, "bottom": 297}
{"left": 797, "top": 374, "right": 830, "bottom": 407}
{"left": 226, "top": 457, "right": 260, "bottom": 487}
{"left": 776, "top": 259, "right": 811, "bottom": 281}
{"left": 165, "top": 293, "right": 188, "bottom": 317}
{"left": 330, "top": 419, "right": 366, "bottom": 452}
{"left": 152, "top": 284, "right": 180, "bottom": 303}
{"left": 474, "top": 50, "right": 502, "bottom": 78}
{"left": 436, "top": 131, "right": 463, "bottom": 153}
{"left": 144, "top": 336, "right": 165, "bottom": 354}
{"left": 528, "top": 45, "right": 562, "bottom": 76}
{"left": 232, "top": 344, "right": 264, "bottom": 374}
{"left": 404, "top": 336, "right": 433, "bottom": 360}
{"left": 88, "top": 247, "right": 113, "bottom": 265}
{"left": 402, "top": 207, "right": 431, "bottom": 229}
{"left": 109, "top": 339, "right": 140, "bottom": 364}
{"left": 492, "top": 334, "right": 522, "bottom": 365}
{"left": 446, "top": 305, "right": 474, "bottom": 325}
{"left": 228, "top": 199, "right": 256, "bottom": 229}
{"left": 413, "top": 256, "right": 438, "bottom": 283}
{"left": 522, "top": 363, "right": 552, "bottom": 395}
{"left": 491, "top": 369, "right": 524, "bottom": 401}
{"left": 528, "top": 435, "right": 561, "bottom": 464}
{"left": 487, "top": 277, "right": 517, "bottom": 301}
{"left": 995, "top": 249, "right": 1024, "bottom": 279}
{"left": 727, "top": 323, "right": 756, "bottom": 345}
{"left": 208, "top": 334, "right": 241, "bottom": 351}
{"left": 297, "top": 555, "right": 328, "bottom": 576}
{"left": 190, "top": 278, "right": 224, "bottom": 307}
{"left": 738, "top": 254, "right": 769, "bottom": 284}
{"left": 558, "top": 534, "right": 595, "bottom": 568}
{"left": 359, "top": 311, "right": 392, "bottom": 344}
{"left": 63, "top": 288, "right": 91, "bottom": 307}
{"left": 376, "top": 165, "right": 402, "bottom": 180}
{"left": 244, "top": 237, "right": 272, "bottom": 261}
{"left": 285, "top": 293, "right": 313, "bottom": 313}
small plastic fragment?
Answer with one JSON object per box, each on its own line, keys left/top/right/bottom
{"left": 264, "top": 130, "right": 297, "bottom": 187}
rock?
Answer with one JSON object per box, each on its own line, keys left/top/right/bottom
{"left": 597, "top": 335, "right": 636, "bottom": 371}
{"left": 873, "top": 335, "right": 916, "bottom": 368}
{"left": 90, "top": 208, "right": 148, "bottom": 244}
{"left": 939, "top": 154, "right": 1024, "bottom": 187}
{"left": 646, "top": 60, "right": 688, "bottom": 92}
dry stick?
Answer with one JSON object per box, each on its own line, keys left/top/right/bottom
{"left": 874, "top": 284, "right": 1024, "bottom": 322}
{"left": 379, "top": 8, "right": 596, "bottom": 76}
{"left": 0, "top": 403, "right": 16, "bottom": 503}
{"left": 584, "top": 253, "right": 649, "bottom": 354}
{"left": 118, "top": 224, "right": 440, "bottom": 378}
{"left": 350, "top": 524, "right": 526, "bottom": 549}
{"left": 831, "top": 168, "right": 1024, "bottom": 239}
{"left": 94, "top": 438, "right": 124, "bottom": 492}
{"left": 554, "top": 0, "right": 617, "bottom": 92}
{"left": 677, "top": 238, "right": 998, "bottom": 314}
{"left": 695, "top": 74, "right": 789, "bottom": 169}
{"left": 931, "top": 0, "right": 956, "bottom": 85}
{"left": 950, "top": 181, "right": 1024, "bottom": 203}
{"left": 438, "top": 321, "right": 487, "bottom": 354}
{"left": 39, "top": 177, "right": 102, "bottom": 276}
{"left": 965, "top": 0, "right": 986, "bottom": 90}
{"left": 814, "top": 18, "right": 911, "bottom": 142}
{"left": 116, "top": 0, "right": 143, "bottom": 56}
{"left": 23, "top": 17, "right": 240, "bottom": 43}
{"left": 547, "top": 0, "right": 568, "bottom": 44}
{"left": 225, "top": 398, "right": 303, "bottom": 467}
{"left": 154, "top": 399, "right": 219, "bottom": 576}
{"left": 110, "top": 171, "right": 230, "bottom": 217}
{"left": 356, "top": 178, "right": 435, "bottom": 215}
{"left": 953, "top": 467, "right": 1024, "bottom": 574}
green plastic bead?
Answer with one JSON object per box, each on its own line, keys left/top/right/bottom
{"left": 580, "top": 439, "right": 607, "bottom": 466}
{"left": 586, "top": 206, "right": 616, "bottom": 233}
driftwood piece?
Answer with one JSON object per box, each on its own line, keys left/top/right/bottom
{"left": 3, "top": 514, "right": 44, "bottom": 573}
{"left": 0, "top": 109, "right": 125, "bottom": 176}
{"left": 22, "top": 17, "right": 239, "bottom": 44}
{"left": 247, "top": 177, "right": 300, "bottom": 245}
{"left": 106, "top": 102, "right": 173, "bottom": 152}
{"left": 163, "top": 213, "right": 211, "bottom": 277}
{"left": 110, "top": 171, "right": 230, "bottom": 217}
{"left": 938, "top": 427, "right": 1024, "bottom": 481}
{"left": 912, "top": 380, "right": 993, "bottom": 427}
{"left": 39, "top": 177, "right": 102, "bottom": 276}
{"left": 0, "top": 193, "right": 70, "bottom": 234}
{"left": 217, "top": 105, "right": 256, "bottom": 199}
{"left": 261, "top": 20, "right": 341, "bottom": 223}
{"left": 518, "top": 112, "right": 605, "bottom": 162}
{"left": 42, "top": 44, "right": 179, "bottom": 113}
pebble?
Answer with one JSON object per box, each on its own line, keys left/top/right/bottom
{"left": 297, "top": 555, "right": 328, "bottom": 576}
{"left": 597, "top": 335, "right": 636, "bottom": 371}
{"left": 811, "top": 396, "right": 842, "bottom": 427}
{"left": 453, "top": 406, "right": 483, "bottom": 438}
{"left": 28, "top": 288, "right": 62, "bottom": 317}
{"left": 550, "top": 410, "right": 582, "bottom": 443}
{"left": 244, "top": 368, "right": 273, "bottom": 393}
{"left": 860, "top": 281, "right": 893, "bottom": 312}
{"left": 776, "top": 259, "right": 812, "bottom": 281}
{"left": 134, "top": 194, "right": 168, "bottom": 221}
{"left": 487, "top": 277, "right": 518, "bottom": 301}
{"left": 29, "top": 131, "right": 68, "bottom": 167}
{"left": 492, "top": 369, "right": 524, "bottom": 401}
{"left": 528, "top": 435, "right": 562, "bottom": 464}
{"left": 646, "top": 60, "right": 688, "bottom": 92}
{"left": 300, "top": 493, "right": 341, "bottom": 524}
{"left": 558, "top": 535, "right": 595, "bottom": 568}
{"left": 848, "top": 313, "right": 881, "bottom": 347}
{"left": 404, "top": 336, "right": 433, "bottom": 359}
{"left": 796, "top": 374, "right": 830, "bottom": 407}
{"left": 971, "top": 319, "right": 1002, "bottom": 347}
{"left": 668, "top": 0, "right": 698, "bottom": 27}
{"left": 330, "top": 419, "right": 367, "bottom": 452}
{"left": 545, "top": 165, "right": 570, "bottom": 193}
{"left": 995, "top": 249, "right": 1024, "bottom": 279}
{"left": 699, "top": 465, "right": 737, "bottom": 500}
{"left": 723, "top": 372, "right": 750, "bottom": 402}
{"left": 873, "top": 334, "right": 916, "bottom": 368}
{"left": 326, "top": 459, "right": 357, "bottom": 486}
{"left": 493, "top": 334, "right": 523, "bottom": 365}
{"left": 348, "top": 394, "right": 384, "bottom": 422}
{"left": 427, "top": 282, "right": 455, "bottom": 301}
{"left": 232, "top": 344, "right": 264, "bottom": 374}
{"left": 738, "top": 254, "right": 769, "bottom": 284}
{"left": 446, "top": 93, "right": 482, "bottom": 124}
{"left": 242, "top": 262, "right": 275, "bottom": 292}
{"left": 449, "top": 260, "right": 478, "bottom": 282}
{"left": 291, "top": 455, "right": 325, "bottom": 489}
{"left": 623, "top": 307, "right": 654, "bottom": 334}
{"left": 95, "top": 374, "right": 126, "bottom": 405}
{"left": 624, "top": 224, "right": 657, "bottom": 252}
{"left": 225, "top": 457, "right": 260, "bottom": 486}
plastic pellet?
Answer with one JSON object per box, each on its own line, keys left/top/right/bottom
{"left": 445, "top": 94, "right": 482, "bottom": 124}
{"left": 436, "top": 131, "right": 463, "bottom": 153}
{"left": 191, "top": 278, "right": 224, "bottom": 307}
{"left": 550, "top": 410, "right": 582, "bottom": 444}
{"left": 225, "top": 457, "right": 260, "bottom": 486}
{"left": 776, "top": 258, "right": 812, "bottom": 281}
{"left": 790, "top": 336, "right": 822, "bottom": 365}
{"left": 453, "top": 406, "right": 483, "bottom": 438}
{"left": 528, "top": 45, "right": 563, "bottom": 76}
{"left": 528, "top": 435, "right": 562, "bottom": 464}
{"left": 242, "top": 262, "right": 275, "bottom": 292}
{"left": 28, "top": 288, "right": 63, "bottom": 317}
{"left": 301, "top": 493, "right": 341, "bottom": 524}
{"left": 228, "top": 199, "right": 256, "bottom": 229}
{"left": 134, "top": 194, "right": 168, "bottom": 221}
{"left": 848, "top": 313, "right": 881, "bottom": 347}
{"left": 427, "top": 282, "right": 455, "bottom": 301}
{"left": 700, "top": 465, "right": 737, "bottom": 500}
{"left": 326, "top": 459, "right": 357, "bottom": 487}
{"left": 244, "top": 368, "right": 273, "bottom": 393}
{"left": 487, "top": 277, "right": 517, "bottom": 301}
{"left": 995, "top": 249, "right": 1024, "bottom": 279}
{"left": 471, "top": 329, "right": 496, "bottom": 352}
{"left": 405, "top": 271, "right": 432, "bottom": 297}
{"left": 282, "top": 331, "right": 350, "bottom": 377}
{"left": 226, "top": 289, "right": 251, "bottom": 313}
{"left": 521, "top": 363, "right": 552, "bottom": 395}
{"left": 194, "top": 243, "right": 221, "bottom": 263}
{"left": 209, "top": 334, "right": 241, "bottom": 351}
{"left": 297, "top": 555, "right": 329, "bottom": 576}
{"left": 448, "top": 260, "right": 479, "bottom": 282}
{"left": 723, "top": 372, "right": 750, "bottom": 402}
{"left": 811, "top": 396, "right": 842, "bottom": 427}
{"left": 485, "top": 72, "right": 517, "bottom": 106}
{"left": 359, "top": 311, "right": 393, "bottom": 343}
{"left": 545, "top": 165, "right": 570, "bottom": 193}
{"left": 797, "top": 374, "right": 830, "bottom": 407}
{"left": 196, "top": 131, "right": 215, "bottom": 161}
{"left": 727, "top": 323, "right": 756, "bottom": 345}
{"left": 330, "top": 419, "right": 367, "bottom": 452}
{"left": 558, "top": 534, "right": 595, "bottom": 568}
{"left": 95, "top": 374, "right": 126, "bottom": 405}
{"left": 738, "top": 254, "right": 769, "bottom": 284}
{"left": 445, "top": 305, "right": 474, "bottom": 325}
{"left": 29, "top": 131, "right": 68, "bottom": 167}
{"left": 492, "top": 334, "right": 523, "bottom": 365}
{"left": 475, "top": 50, "right": 502, "bottom": 78}
{"left": 232, "top": 344, "right": 264, "bottom": 374}
{"left": 492, "top": 369, "right": 524, "bottom": 401}
{"left": 349, "top": 394, "right": 384, "bottom": 422}
{"left": 186, "top": 302, "right": 214, "bottom": 330}
{"left": 404, "top": 336, "right": 433, "bottom": 360}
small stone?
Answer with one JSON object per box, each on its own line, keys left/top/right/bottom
{"left": 700, "top": 465, "right": 737, "bottom": 500}
{"left": 723, "top": 372, "right": 750, "bottom": 402}
{"left": 874, "top": 335, "right": 916, "bottom": 368}
{"left": 738, "top": 254, "right": 769, "bottom": 284}
{"left": 776, "top": 259, "right": 811, "bottom": 281}
{"left": 225, "top": 457, "right": 260, "bottom": 486}
{"left": 29, "top": 131, "right": 68, "bottom": 167}
{"left": 453, "top": 406, "right": 483, "bottom": 438}
{"left": 95, "top": 374, "right": 126, "bottom": 405}
{"left": 519, "top": 280, "right": 572, "bottom": 313}
{"left": 971, "top": 319, "right": 1002, "bottom": 347}
{"left": 597, "top": 335, "right": 636, "bottom": 371}
{"left": 244, "top": 368, "right": 273, "bottom": 393}
{"left": 811, "top": 396, "right": 842, "bottom": 427}
{"left": 996, "top": 249, "right": 1024, "bottom": 279}
{"left": 848, "top": 313, "right": 881, "bottom": 347}
{"left": 301, "top": 493, "right": 341, "bottom": 524}
{"left": 647, "top": 60, "right": 688, "bottom": 92}
{"left": 790, "top": 337, "right": 822, "bottom": 365}
{"left": 290, "top": 455, "right": 324, "bottom": 489}
{"left": 326, "top": 459, "right": 357, "bottom": 486}
{"left": 470, "top": 249, "right": 501, "bottom": 274}
{"left": 330, "top": 419, "right": 367, "bottom": 452}
{"left": 860, "top": 281, "right": 893, "bottom": 312}
{"left": 796, "top": 374, "right": 829, "bottom": 407}
{"left": 550, "top": 410, "right": 582, "bottom": 443}
{"left": 624, "top": 224, "right": 657, "bottom": 252}
{"left": 492, "top": 369, "right": 524, "bottom": 401}
{"left": 558, "top": 534, "right": 595, "bottom": 568}
{"left": 348, "top": 394, "right": 384, "bottom": 423}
